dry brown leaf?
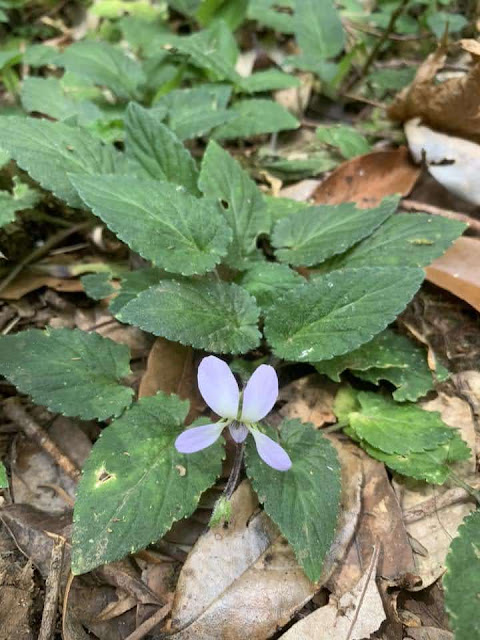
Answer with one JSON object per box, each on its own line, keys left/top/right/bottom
{"left": 11, "top": 416, "right": 91, "bottom": 513}
{"left": 312, "top": 147, "right": 420, "bottom": 207}
{"left": 169, "top": 481, "right": 316, "bottom": 640}
{"left": 406, "top": 629, "right": 454, "bottom": 640}
{"left": 395, "top": 389, "right": 477, "bottom": 588}
{"left": 139, "top": 338, "right": 205, "bottom": 423}
{"left": 388, "top": 40, "right": 480, "bottom": 143}
{"left": 426, "top": 237, "right": 480, "bottom": 312}
{"left": 0, "top": 272, "right": 84, "bottom": 300}
{"left": 327, "top": 442, "right": 416, "bottom": 596}
{"left": 278, "top": 374, "right": 337, "bottom": 428}
{"left": 280, "top": 546, "right": 385, "bottom": 640}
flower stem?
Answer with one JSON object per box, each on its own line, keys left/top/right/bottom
{"left": 224, "top": 442, "right": 246, "bottom": 499}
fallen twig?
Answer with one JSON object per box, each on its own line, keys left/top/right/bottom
{"left": 124, "top": 600, "right": 172, "bottom": 640}
{"left": 403, "top": 484, "right": 480, "bottom": 523}
{"left": 401, "top": 199, "right": 480, "bottom": 233}
{"left": 38, "top": 534, "right": 66, "bottom": 640}
{"left": 4, "top": 398, "right": 81, "bottom": 481}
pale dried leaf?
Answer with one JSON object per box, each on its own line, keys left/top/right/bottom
{"left": 170, "top": 481, "right": 316, "bottom": 640}
{"left": 280, "top": 546, "right": 385, "bottom": 640}
{"left": 278, "top": 374, "right": 337, "bottom": 428}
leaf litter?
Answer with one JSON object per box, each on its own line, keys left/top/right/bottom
{"left": 0, "top": 3, "right": 479, "bottom": 639}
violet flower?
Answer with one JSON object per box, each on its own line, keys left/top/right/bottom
{"left": 175, "top": 356, "right": 291, "bottom": 471}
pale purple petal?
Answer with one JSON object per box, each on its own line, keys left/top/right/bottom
{"left": 175, "top": 422, "right": 224, "bottom": 454}
{"left": 198, "top": 356, "right": 239, "bottom": 419}
{"left": 229, "top": 422, "right": 249, "bottom": 443}
{"left": 250, "top": 428, "right": 291, "bottom": 471}
{"left": 241, "top": 364, "right": 278, "bottom": 423}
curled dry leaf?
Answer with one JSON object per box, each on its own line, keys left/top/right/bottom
{"left": 405, "top": 118, "right": 480, "bottom": 206}
{"left": 395, "top": 388, "right": 477, "bottom": 588}
{"left": 279, "top": 546, "right": 385, "bottom": 640}
{"left": 312, "top": 148, "right": 420, "bottom": 208}
{"left": 0, "top": 271, "right": 84, "bottom": 300}
{"left": 388, "top": 40, "right": 480, "bottom": 144}
{"left": 139, "top": 337, "right": 205, "bottom": 424}
{"left": 426, "top": 237, "right": 480, "bottom": 312}
{"left": 169, "top": 481, "right": 316, "bottom": 640}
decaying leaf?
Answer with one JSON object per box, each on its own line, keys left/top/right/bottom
{"left": 0, "top": 551, "right": 35, "bottom": 640}
{"left": 278, "top": 374, "right": 337, "bottom": 428}
{"left": 426, "top": 237, "right": 480, "bottom": 312}
{"left": 0, "top": 271, "right": 84, "bottom": 300}
{"left": 169, "top": 481, "right": 316, "bottom": 639}
{"left": 405, "top": 118, "right": 480, "bottom": 206}
{"left": 388, "top": 40, "right": 480, "bottom": 143}
{"left": 280, "top": 546, "right": 385, "bottom": 640}
{"left": 312, "top": 148, "right": 420, "bottom": 208}
{"left": 139, "top": 337, "right": 205, "bottom": 423}
{"left": 327, "top": 441, "right": 416, "bottom": 596}
{"left": 395, "top": 389, "right": 477, "bottom": 588}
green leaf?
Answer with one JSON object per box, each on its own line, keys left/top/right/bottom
{"left": 239, "top": 262, "right": 303, "bottom": 310}
{"left": 349, "top": 392, "right": 454, "bottom": 455}
{"left": 247, "top": 0, "right": 295, "bottom": 33}
{"left": 23, "top": 44, "right": 61, "bottom": 67}
{"left": 81, "top": 272, "right": 116, "bottom": 301}
{"left": 157, "top": 84, "right": 234, "bottom": 140}
{"left": 166, "top": 21, "right": 240, "bottom": 82}
{"left": 70, "top": 175, "right": 231, "bottom": 276}
{"left": 214, "top": 98, "right": 299, "bottom": 139}
{"left": 265, "top": 267, "right": 424, "bottom": 362}
{"left": 239, "top": 70, "right": 300, "bottom": 93}
{"left": 109, "top": 267, "right": 165, "bottom": 316}
{"left": 196, "top": 0, "right": 248, "bottom": 30}
{"left": 272, "top": 197, "right": 397, "bottom": 267}
{"left": 427, "top": 11, "right": 467, "bottom": 39}
{"left": 124, "top": 102, "right": 199, "bottom": 193}
{"left": 246, "top": 419, "right": 341, "bottom": 582}
{"left": 0, "top": 328, "right": 133, "bottom": 420}
{"left": 327, "top": 213, "right": 466, "bottom": 270}
{"left": 316, "top": 124, "right": 370, "bottom": 159}
{"left": 362, "top": 434, "right": 471, "bottom": 484}
{"left": 72, "top": 393, "right": 224, "bottom": 574}
{"left": 117, "top": 278, "right": 261, "bottom": 354}
{"left": 199, "top": 140, "right": 270, "bottom": 267}
{"left": 354, "top": 361, "right": 449, "bottom": 403}
{"left": 59, "top": 41, "right": 146, "bottom": 100}
{"left": 0, "top": 461, "right": 7, "bottom": 488}
{"left": 315, "top": 329, "right": 449, "bottom": 401}
{"left": 294, "top": 0, "right": 344, "bottom": 67}
{"left": 263, "top": 195, "right": 308, "bottom": 222}
{"left": 444, "top": 510, "right": 480, "bottom": 640}
{"left": 0, "top": 117, "right": 120, "bottom": 208}
{"left": 0, "top": 177, "right": 40, "bottom": 228}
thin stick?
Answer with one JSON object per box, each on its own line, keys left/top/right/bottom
{"left": 401, "top": 199, "right": 480, "bottom": 233}
{"left": 4, "top": 398, "right": 81, "bottom": 481}
{"left": 345, "top": 0, "right": 410, "bottom": 91}
{"left": 124, "top": 601, "right": 172, "bottom": 640}
{"left": 224, "top": 442, "right": 245, "bottom": 500}
{"left": 0, "top": 222, "right": 91, "bottom": 295}
{"left": 38, "top": 535, "right": 66, "bottom": 640}
{"left": 403, "top": 485, "right": 478, "bottom": 523}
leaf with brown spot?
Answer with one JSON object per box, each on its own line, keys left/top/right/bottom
{"left": 426, "top": 237, "right": 480, "bottom": 312}
{"left": 139, "top": 338, "right": 205, "bottom": 423}
{"left": 312, "top": 148, "right": 420, "bottom": 208}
